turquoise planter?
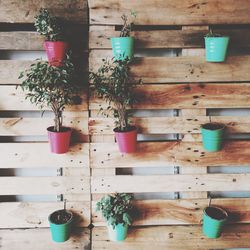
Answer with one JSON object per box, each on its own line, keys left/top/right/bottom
{"left": 202, "top": 206, "right": 228, "bottom": 238}
{"left": 111, "top": 37, "right": 134, "bottom": 61}
{"left": 205, "top": 37, "right": 230, "bottom": 62}
{"left": 107, "top": 223, "right": 128, "bottom": 241}
{"left": 48, "top": 210, "right": 73, "bottom": 243}
{"left": 201, "top": 123, "right": 225, "bottom": 152}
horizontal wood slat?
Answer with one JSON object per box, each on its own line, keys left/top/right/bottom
{"left": 0, "top": 228, "right": 90, "bottom": 250}
{"left": 89, "top": 0, "right": 250, "bottom": 25}
{"left": 90, "top": 28, "right": 250, "bottom": 49}
{"left": 0, "top": 177, "right": 89, "bottom": 196}
{"left": 0, "top": 0, "right": 87, "bottom": 23}
{"left": 92, "top": 225, "right": 250, "bottom": 249}
{"left": 0, "top": 86, "right": 87, "bottom": 111}
{"left": 90, "top": 83, "right": 250, "bottom": 110}
{"left": 89, "top": 116, "right": 250, "bottom": 135}
{"left": 0, "top": 143, "right": 89, "bottom": 169}
{"left": 92, "top": 174, "right": 250, "bottom": 193}
{"left": 0, "top": 201, "right": 90, "bottom": 228}
{"left": 90, "top": 52, "right": 250, "bottom": 83}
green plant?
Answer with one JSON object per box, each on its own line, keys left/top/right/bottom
{"left": 34, "top": 8, "right": 64, "bottom": 41}
{"left": 96, "top": 193, "right": 134, "bottom": 229}
{"left": 205, "top": 29, "right": 222, "bottom": 38}
{"left": 120, "top": 11, "right": 137, "bottom": 37}
{"left": 89, "top": 58, "right": 139, "bottom": 131}
{"left": 18, "top": 56, "right": 79, "bottom": 132}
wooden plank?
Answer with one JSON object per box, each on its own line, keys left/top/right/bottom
{"left": 92, "top": 198, "right": 250, "bottom": 226}
{"left": 92, "top": 225, "right": 250, "bottom": 250}
{"left": 90, "top": 141, "right": 250, "bottom": 168}
{"left": 0, "top": 176, "right": 89, "bottom": 196}
{"left": 0, "top": 0, "right": 87, "bottom": 23}
{"left": 90, "top": 83, "right": 250, "bottom": 110}
{"left": 89, "top": 116, "right": 250, "bottom": 135}
{"left": 92, "top": 173, "right": 250, "bottom": 193}
{"left": 0, "top": 201, "right": 90, "bottom": 228}
{"left": 0, "top": 228, "right": 90, "bottom": 250}
{"left": 90, "top": 28, "right": 250, "bottom": 49}
{"left": 0, "top": 86, "right": 87, "bottom": 111}
{"left": 89, "top": 0, "right": 250, "bottom": 25}
{"left": 0, "top": 143, "right": 89, "bottom": 169}
{"left": 90, "top": 52, "right": 250, "bottom": 83}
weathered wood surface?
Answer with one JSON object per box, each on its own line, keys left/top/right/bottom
{"left": 0, "top": 143, "right": 89, "bottom": 169}
{"left": 89, "top": 116, "right": 250, "bottom": 135}
{"left": 92, "top": 173, "right": 250, "bottom": 193}
{"left": 0, "top": 201, "right": 90, "bottom": 228}
{"left": 0, "top": 228, "right": 90, "bottom": 250}
{"left": 0, "top": 0, "right": 88, "bottom": 23}
{"left": 90, "top": 83, "right": 250, "bottom": 110}
{"left": 92, "top": 198, "right": 250, "bottom": 226}
{"left": 90, "top": 52, "right": 250, "bottom": 83}
{"left": 91, "top": 141, "right": 250, "bottom": 168}
{"left": 0, "top": 177, "right": 89, "bottom": 196}
{"left": 92, "top": 225, "right": 250, "bottom": 250}
{"left": 90, "top": 27, "right": 250, "bottom": 49}
{"left": 0, "top": 86, "right": 87, "bottom": 111}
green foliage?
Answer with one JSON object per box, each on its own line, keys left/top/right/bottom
{"left": 96, "top": 193, "right": 134, "bottom": 228}
{"left": 120, "top": 11, "right": 137, "bottom": 37}
{"left": 205, "top": 29, "right": 222, "bottom": 38}
{"left": 18, "top": 57, "right": 79, "bottom": 132}
{"left": 34, "top": 8, "right": 64, "bottom": 41}
{"left": 89, "top": 58, "right": 139, "bottom": 131}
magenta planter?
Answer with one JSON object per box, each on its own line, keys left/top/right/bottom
{"left": 47, "top": 126, "right": 72, "bottom": 154}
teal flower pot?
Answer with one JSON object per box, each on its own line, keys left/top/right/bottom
{"left": 48, "top": 210, "right": 73, "bottom": 243}
{"left": 205, "top": 37, "right": 230, "bottom": 62}
{"left": 201, "top": 123, "right": 225, "bottom": 152}
{"left": 107, "top": 223, "right": 128, "bottom": 241}
{"left": 111, "top": 37, "right": 134, "bottom": 61}
{"left": 202, "top": 206, "right": 228, "bottom": 238}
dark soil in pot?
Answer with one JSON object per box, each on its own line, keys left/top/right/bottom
{"left": 202, "top": 123, "right": 225, "bottom": 131}
{"left": 50, "top": 209, "right": 73, "bottom": 224}
{"left": 47, "top": 126, "right": 71, "bottom": 133}
{"left": 113, "top": 126, "right": 137, "bottom": 133}
{"left": 205, "top": 207, "right": 227, "bottom": 220}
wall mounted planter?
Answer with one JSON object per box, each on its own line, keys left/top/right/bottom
{"left": 205, "top": 37, "right": 230, "bottom": 62}
{"left": 44, "top": 41, "right": 68, "bottom": 66}
{"left": 201, "top": 123, "right": 225, "bottom": 152}
{"left": 114, "top": 126, "right": 137, "bottom": 153}
{"left": 202, "top": 206, "right": 228, "bottom": 238}
{"left": 47, "top": 126, "right": 72, "bottom": 154}
{"left": 48, "top": 209, "right": 74, "bottom": 243}
{"left": 111, "top": 37, "right": 134, "bottom": 61}
{"left": 107, "top": 223, "right": 128, "bottom": 241}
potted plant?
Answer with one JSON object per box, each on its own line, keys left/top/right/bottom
{"left": 205, "top": 29, "right": 230, "bottom": 62}
{"left": 89, "top": 58, "right": 139, "bottom": 153}
{"left": 19, "top": 57, "right": 79, "bottom": 154}
{"left": 35, "top": 8, "right": 68, "bottom": 66}
{"left": 96, "top": 193, "right": 134, "bottom": 242}
{"left": 111, "top": 11, "right": 136, "bottom": 61}
{"left": 48, "top": 200, "right": 74, "bottom": 242}
{"left": 201, "top": 122, "right": 225, "bottom": 152}
{"left": 202, "top": 205, "right": 228, "bottom": 238}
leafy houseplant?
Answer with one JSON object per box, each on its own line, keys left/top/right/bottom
{"left": 89, "top": 58, "right": 138, "bottom": 153}
{"left": 204, "top": 29, "right": 229, "bottom": 62}
{"left": 35, "top": 8, "right": 68, "bottom": 66}
{"left": 96, "top": 193, "right": 134, "bottom": 241}
{"left": 111, "top": 11, "right": 137, "bottom": 61}
{"left": 19, "top": 57, "right": 79, "bottom": 154}
{"left": 48, "top": 200, "right": 74, "bottom": 242}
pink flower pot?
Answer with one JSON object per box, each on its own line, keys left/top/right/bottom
{"left": 47, "top": 126, "right": 72, "bottom": 154}
{"left": 44, "top": 41, "right": 68, "bottom": 67}
{"left": 114, "top": 126, "right": 137, "bottom": 153}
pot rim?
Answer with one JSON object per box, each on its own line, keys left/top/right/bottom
{"left": 203, "top": 206, "right": 228, "bottom": 221}
{"left": 47, "top": 126, "right": 72, "bottom": 133}
{"left": 204, "top": 36, "right": 230, "bottom": 39}
{"left": 201, "top": 122, "right": 225, "bottom": 131}
{"left": 48, "top": 209, "right": 74, "bottom": 225}
{"left": 113, "top": 126, "right": 137, "bottom": 133}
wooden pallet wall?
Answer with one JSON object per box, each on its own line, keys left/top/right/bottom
{"left": 88, "top": 0, "right": 250, "bottom": 249}
{"left": 0, "top": 1, "right": 90, "bottom": 249}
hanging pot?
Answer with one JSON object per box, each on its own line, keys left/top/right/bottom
{"left": 107, "top": 223, "right": 128, "bottom": 242}
{"left": 111, "top": 37, "right": 134, "bottom": 61}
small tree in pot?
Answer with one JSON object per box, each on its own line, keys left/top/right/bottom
{"left": 96, "top": 193, "right": 134, "bottom": 242}
{"left": 89, "top": 58, "right": 139, "bottom": 153}
{"left": 111, "top": 11, "right": 137, "bottom": 61}
{"left": 35, "top": 8, "right": 68, "bottom": 66}
{"left": 19, "top": 57, "right": 79, "bottom": 154}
